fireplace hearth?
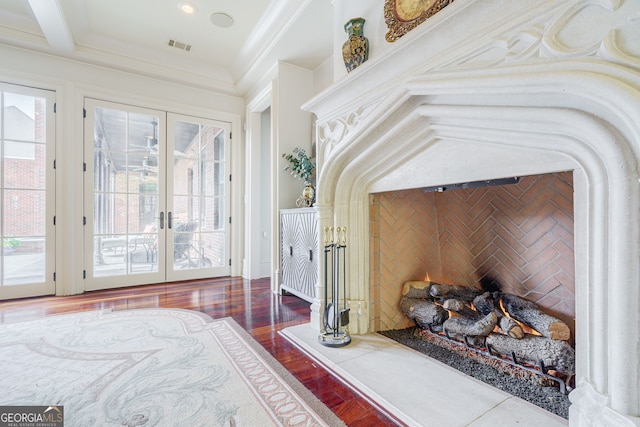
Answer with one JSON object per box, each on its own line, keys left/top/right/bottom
{"left": 303, "top": 1, "right": 640, "bottom": 425}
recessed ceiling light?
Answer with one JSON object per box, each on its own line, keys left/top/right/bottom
{"left": 210, "top": 12, "right": 234, "bottom": 28}
{"left": 177, "top": 2, "right": 197, "bottom": 14}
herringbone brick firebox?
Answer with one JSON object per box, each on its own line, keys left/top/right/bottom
{"left": 369, "top": 172, "right": 575, "bottom": 336}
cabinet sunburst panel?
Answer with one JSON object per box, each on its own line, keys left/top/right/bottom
{"left": 280, "top": 208, "right": 318, "bottom": 302}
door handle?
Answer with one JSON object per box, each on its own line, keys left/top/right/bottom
{"left": 309, "top": 249, "right": 313, "bottom": 262}
{"left": 158, "top": 212, "right": 165, "bottom": 230}
{"left": 168, "top": 212, "right": 173, "bottom": 229}
{"left": 289, "top": 245, "right": 293, "bottom": 256}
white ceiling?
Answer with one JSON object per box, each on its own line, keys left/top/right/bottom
{"left": 0, "top": 0, "right": 334, "bottom": 96}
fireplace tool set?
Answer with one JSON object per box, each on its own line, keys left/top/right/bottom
{"left": 318, "top": 226, "right": 351, "bottom": 347}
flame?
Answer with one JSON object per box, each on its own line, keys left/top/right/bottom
{"left": 499, "top": 299, "right": 507, "bottom": 314}
{"left": 499, "top": 298, "right": 543, "bottom": 337}
{"left": 424, "top": 272, "right": 431, "bottom": 281}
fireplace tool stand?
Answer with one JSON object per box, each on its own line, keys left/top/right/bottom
{"left": 318, "top": 226, "right": 351, "bottom": 347}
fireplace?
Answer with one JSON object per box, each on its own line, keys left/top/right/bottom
{"left": 369, "top": 172, "right": 575, "bottom": 336}
{"left": 372, "top": 172, "right": 577, "bottom": 416}
{"left": 302, "top": 1, "right": 640, "bottom": 425}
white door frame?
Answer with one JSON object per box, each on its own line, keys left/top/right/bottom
{"left": 244, "top": 85, "right": 275, "bottom": 281}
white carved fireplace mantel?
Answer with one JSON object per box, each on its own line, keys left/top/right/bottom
{"left": 303, "top": 0, "right": 640, "bottom": 425}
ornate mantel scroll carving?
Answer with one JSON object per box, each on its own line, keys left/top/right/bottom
{"left": 316, "top": 103, "right": 378, "bottom": 163}
{"left": 545, "top": 0, "right": 640, "bottom": 61}
{"left": 443, "top": 0, "right": 640, "bottom": 70}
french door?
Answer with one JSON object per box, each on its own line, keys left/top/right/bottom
{"left": 0, "top": 83, "right": 56, "bottom": 299}
{"left": 84, "top": 100, "right": 230, "bottom": 290}
{"left": 165, "top": 113, "right": 231, "bottom": 281}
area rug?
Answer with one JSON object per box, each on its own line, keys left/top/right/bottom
{"left": 0, "top": 309, "right": 346, "bottom": 426}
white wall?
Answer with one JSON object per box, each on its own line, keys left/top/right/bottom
{"left": 312, "top": 56, "right": 334, "bottom": 95}
{"left": 270, "top": 62, "right": 315, "bottom": 292}
{"left": 274, "top": 63, "right": 315, "bottom": 211}
{"left": 0, "top": 44, "right": 244, "bottom": 296}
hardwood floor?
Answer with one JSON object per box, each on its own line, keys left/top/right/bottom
{"left": 0, "top": 277, "right": 402, "bottom": 426}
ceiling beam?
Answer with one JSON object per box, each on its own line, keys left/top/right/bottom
{"left": 27, "top": 0, "right": 75, "bottom": 54}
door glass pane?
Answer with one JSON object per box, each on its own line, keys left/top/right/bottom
{"left": 92, "top": 107, "right": 160, "bottom": 276}
{"left": 172, "top": 122, "right": 225, "bottom": 270}
{"left": 3, "top": 93, "right": 45, "bottom": 142}
{"left": 1, "top": 91, "right": 48, "bottom": 286}
{"left": 3, "top": 142, "right": 45, "bottom": 189}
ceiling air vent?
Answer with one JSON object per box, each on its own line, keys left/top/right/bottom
{"left": 168, "top": 39, "right": 192, "bottom": 52}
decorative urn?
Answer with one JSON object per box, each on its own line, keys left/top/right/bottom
{"left": 342, "top": 17, "right": 369, "bottom": 73}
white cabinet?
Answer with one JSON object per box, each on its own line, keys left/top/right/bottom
{"left": 280, "top": 208, "right": 318, "bottom": 302}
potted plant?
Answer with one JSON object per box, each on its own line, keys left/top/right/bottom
{"left": 282, "top": 146, "right": 316, "bottom": 207}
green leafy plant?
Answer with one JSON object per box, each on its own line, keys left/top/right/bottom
{"left": 282, "top": 147, "right": 315, "bottom": 183}
{"left": 3, "top": 237, "right": 19, "bottom": 248}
